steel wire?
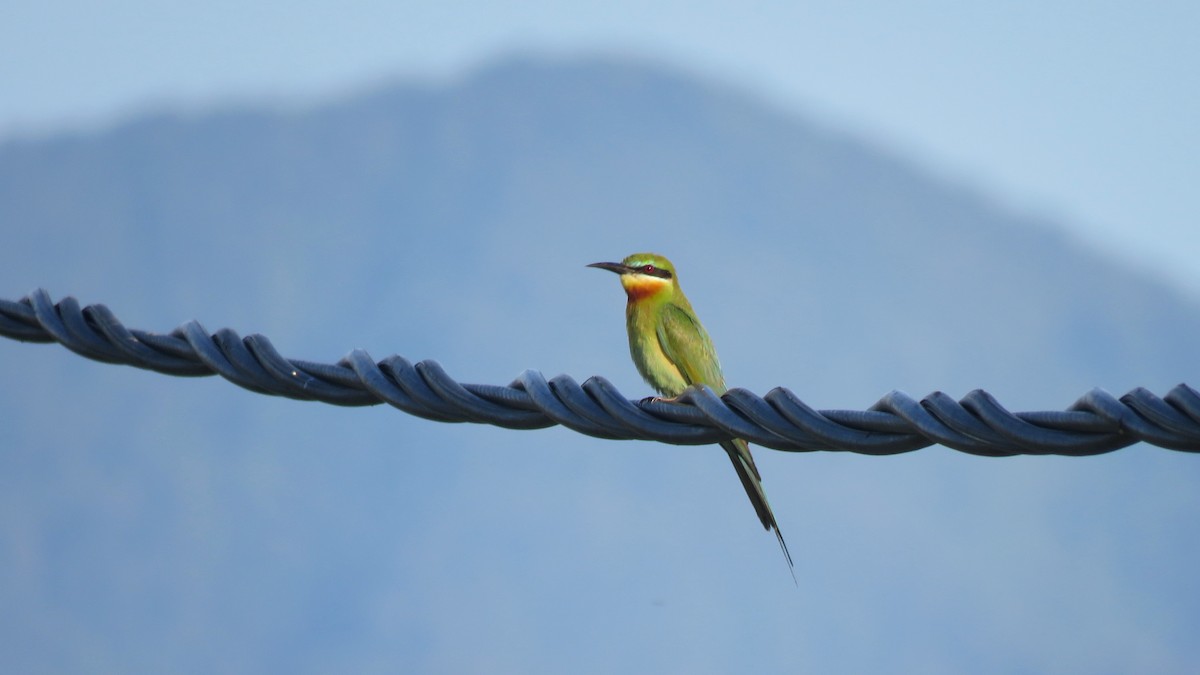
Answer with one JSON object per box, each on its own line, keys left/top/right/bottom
{"left": 3, "top": 289, "right": 1199, "bottom": 455}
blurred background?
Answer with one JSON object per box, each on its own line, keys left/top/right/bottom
{"left": 2, "top": 2, "right": 1199, "bottom": 673}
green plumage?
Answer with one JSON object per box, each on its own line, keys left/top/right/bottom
{"left": 590, "top": 253, "right": 793, "bottom": 574}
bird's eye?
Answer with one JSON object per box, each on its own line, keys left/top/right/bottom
{"left": 643, "top": 265, "right": 656, "bottom": 273}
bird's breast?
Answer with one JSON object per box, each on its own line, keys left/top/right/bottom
{"left": 625, "top": 304, "right": 688, "bottom": 397}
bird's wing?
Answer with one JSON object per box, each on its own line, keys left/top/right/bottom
{"left": 656, "top": 302, "right": 727, "bottom": 393}
{"left": 660, "top": 303, "right": 795, "bottom": 577}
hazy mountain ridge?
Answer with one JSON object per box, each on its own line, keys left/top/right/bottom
{"left": 4, "top": 57, "right": 1196, "bottom": 401}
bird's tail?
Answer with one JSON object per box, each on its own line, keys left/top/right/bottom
{"left": 721, "top": 438, "right": 795, "bottom": 579}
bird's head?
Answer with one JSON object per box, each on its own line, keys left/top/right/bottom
{"left": 588, "top": 253, "right": 678, "bottom": 301}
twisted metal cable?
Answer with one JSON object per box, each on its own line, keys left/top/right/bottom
{"left": 3, "top": 289, "right": 1199, "bottom": 456}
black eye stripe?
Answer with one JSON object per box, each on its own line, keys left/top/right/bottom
{"left": 635, "top": 264, "right": 673, "bottom": 279}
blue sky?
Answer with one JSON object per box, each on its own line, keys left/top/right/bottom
{"left": 3, "top": 1, "right": 1199, "bottom": 294}
{"left": 3, "top": 4, "right": 1200, "bottom": 672}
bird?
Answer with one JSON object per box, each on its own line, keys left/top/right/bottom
{"left": 589, "top": 252, "right": 793, "bottom": 576}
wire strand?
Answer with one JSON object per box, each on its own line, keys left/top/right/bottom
{"left": 4, "top": 290, "right": 1199, "bottom": 455}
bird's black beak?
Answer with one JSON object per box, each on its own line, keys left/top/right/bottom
{"left": 587, "top": 261, "right": 630, "bottom": 275}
